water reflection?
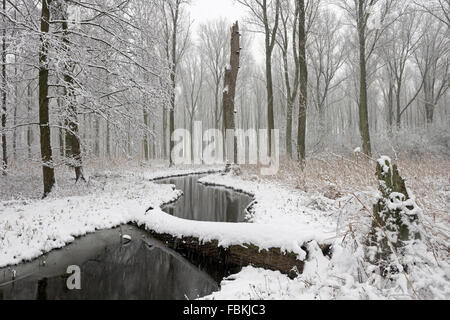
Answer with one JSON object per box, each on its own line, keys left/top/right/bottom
{"left": 158, "top": 175, "right": 252, "bottom": 222}
{"left": 0, "top": 175, "right": 252, "bottom": 300}
{"left": 0, "top": 227, "right": 218, "bottom": 300}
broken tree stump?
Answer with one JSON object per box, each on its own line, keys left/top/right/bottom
{"left": 369, "top": 156, "right": 421, "bottom": 270}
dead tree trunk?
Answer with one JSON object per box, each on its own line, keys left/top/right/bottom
{"left": 39, "top": 0, "right": 56, "bottom": 197}
{"left": 222, "top": 21, "right": 240, "bottom": 164}
{"left": 369, "top": 157, "right": 421, "bottom": 274}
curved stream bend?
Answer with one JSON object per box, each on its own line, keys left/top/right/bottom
{"left": 157, "top": 174, "right": 253, "bottom": 223}
{"left": 0, "top": 174, "right": 252, "bottom": 300}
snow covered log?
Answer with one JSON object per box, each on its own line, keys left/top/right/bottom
{"left": 145, "top": 230, "right": 305, "bottom": 279}
{"left": 134, "top": 208, "right": 334, "bottom": 279}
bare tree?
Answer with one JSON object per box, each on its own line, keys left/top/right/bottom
{"left": 297, "top": 0, "right": 308, "bottom": 162}
{"left": 276, "top": 0, "right": 299, "bottom": 158}
{"left": 308, "top": 9, "right": 347, "bottom": 146}
{"left": 58, "top": 0, "right": 85, "bottom": 182}
{"left": 413, "top": 0, "right": 450, "bottom": 28}
{"left": 180, "top": 50, "right": 204, "bottom": 161}
{"left": 338, "top": 0, "right": 399, "bottom": 156}
{"left": 1, "top": 0, "right": 7, "bottom": 174}
{"left": 160, "top": 0, "right": 190, "bottom": 166}
{"left": 238, "top": 0, "right": 280, "bottom": 156}
{"left": 380, "top": 7, "right": 424, "bottom": 129}
{"left": 38, "top": 0, "right": 56, "bottom": 196}
{"left": 198, "top": 18, "right": 230, "bottom": 131}
{"left": 414, "top": 15, "right": 449, "bottom": 124}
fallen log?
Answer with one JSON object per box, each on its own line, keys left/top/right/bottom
{"left": 144, "top": 230, "right": 305, "bottom": 279}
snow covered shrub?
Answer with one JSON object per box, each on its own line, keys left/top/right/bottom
{"left": 368, "top": 156, "right": 422, "bottom": 275}
{"left": 225, "top": 163, "right": 242, "bottom": 176}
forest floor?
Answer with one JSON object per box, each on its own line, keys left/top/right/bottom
{"left": 0, "top": 154, "right": 449, "bottom": 300}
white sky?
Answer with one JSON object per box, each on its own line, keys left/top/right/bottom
{"left": 188, "top": 0, "right": 245, "bottom": 27}
{"left": 188, "top": 0, "right": 265, "bottom": 63}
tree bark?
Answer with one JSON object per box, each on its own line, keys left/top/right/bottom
{"left": 143, "top": 108, "right": 149, "bottom": 161}
{"left": 39, "top": 0, "right": 56, "bottom": 197}
{"left": 94, "top": 116, "right": 100, "bottom": 157}
{"left": 222, "top": 22, "right": 240, "bottom": 164}
{"left": 1, "top": 0, "right": 7, "bottom": 174}
{"left": 27, "top": 82, "right": 33, "bottom": 159}
{"left": 61, "top": 4, "right": 84, "bottom": 182}
{"left": 168, "top": 2, "right": 180, "bottom": 167}
{"left": 395, "top": 81, "right": 402, "bottom": 129}
{"left": 357, "top": 0, "right": 372, "bottom": 157}
{"left": 262, "top": 0, "right": 279, "bottom": 158}
{"left": 12, "top": 54, "right": 18, "bottom": 160}
{"left": 387, "top": 83, "right": 393, "bottom": 134}
{"left": 297, "top": 0, "right": 307, "bottom": 162}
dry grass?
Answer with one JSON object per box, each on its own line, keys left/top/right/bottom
{"left": 240, "top": 153, "right": 450, "bottom": 257}
{"left": 2, "top": 153, "right": 448, "bottom": 243}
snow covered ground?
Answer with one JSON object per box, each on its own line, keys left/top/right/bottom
{"left": 0, "top": 163, "right": 448, "bottom": 300}
{"left": 200, "top": 172, "right": 450, "bottom": 300}
{"left": 0, "top": 165, "right": 224, "bottom": 267}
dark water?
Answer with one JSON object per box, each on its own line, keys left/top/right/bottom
{"left": 0, "top": 227, "right": 218, "bottom": 300}
{"left": 158, "top": 175, "right": 252, "bottom": 222}
{"left": 0, "top": 175, "right": 252, "bottom": 300}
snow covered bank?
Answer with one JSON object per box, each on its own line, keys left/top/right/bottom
{"left": 136, "top": 210, "right": 311, "bottom": 260}
{"left": 1, "top": 166, "right": 448, "bottom": 300}
{"left": 0, "top": 167, "right": 220, "bottom": 268}
{"left": 199, "top": 173, "right": 341, "bottom": 238}
{"left": 1, "top": 167, "right": 330, "bottom": 269}
{"left": 0, "top": 177, "right": 180, "bottom": 268}
{"left": 204, "top": 238, "right": 450, "bottom": 300}
{"left": 199, "top": 172, "right": 450, "bottom": 300}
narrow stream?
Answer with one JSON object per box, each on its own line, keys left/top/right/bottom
{"left": 158, "top": 174, "right": 252, "bottom": 222}
{"left": 0, "top": 174, "right": 252, "bottom": 300}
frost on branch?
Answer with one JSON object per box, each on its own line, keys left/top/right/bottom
{"left": 368, "top": 156, "right": 422, "bottom": 273}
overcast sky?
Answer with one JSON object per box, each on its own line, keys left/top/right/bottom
{"left": 188, "top": 0, "right": 245, "bottom": 27}
{"left": 188, "top": 0, "right": 266, "bottom": 63}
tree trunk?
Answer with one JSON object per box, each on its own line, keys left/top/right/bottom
{"left": 61, "top": 7, "right": 84, "bottom": 182}
{"left": 1, "top": 0, "right": 7, "bottom": 174}
{"left": 168, "top": 4, "right": 179, "bottom": 167}
{"left": 163, "top": 107, "right": 167, "bottom": 159}
{"left": 59, "top": 122, "right": 65, "bottom": 157}
{"left": 387, "top": 84, "right": 393, "bottom": 134}
{"left": 153, "top": 123, "right": 156, "bottom": 159}
{"left": 297, "top": 0, "right": 307, "bottom": 163}
{"left": 39, "top": 0, "right": 56, "bottom": 197}
{"left": 94, "top": 116, "right": 100, "bottom": 157}
{"left": 222, "top": 22, "right": 240, "bottom": 164}
{"left": 266, "top": 53, "right": 275, "bottom": 158}
{"left": 143, "top": 108, "right": 149, "bottom": 161}
{"left": 27, "top": 82, "right": 33, "bottom": 160}
{"left": 424, "top": 79, "right": 434, "bottom": 124}
{"left": 425, "top": 102, "right": 434, "bottom": 124}
{"left": 106, "top": 118, "right": 110, "bottom": 158}
{"left": 286, "top": 99, "right": 293, "bottom": 158}
{"left": 395, "top": 81, "right": 402, "bottom": 129}
{"left": 281, "top": 43, "right": 294, "bottom": 158}
{"left": 12, "top": 54, "right": 18, "bottom": 160}
{"left": 357, "top": 0, "right": 372, "bottom": 157}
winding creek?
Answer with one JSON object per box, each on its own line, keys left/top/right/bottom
{"left": 0, "top": 174, "right": 253, "bottom": 300}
